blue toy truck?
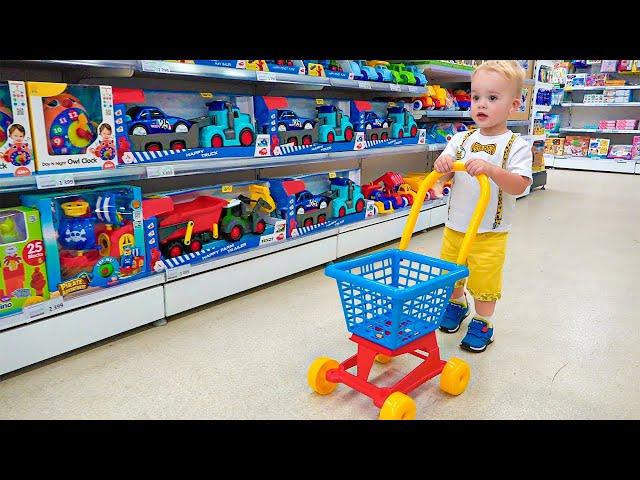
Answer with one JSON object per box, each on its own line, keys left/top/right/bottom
{"left": 387, "top": 106, "right": 419, "bottom": 138}
{"left": 329, "top": 177, "right": 366, "bottom": 217}
{"left": 316, "top": 105, "right": 355, "bottom": 143}
{"left": 199, "top": 101, "right": 255, "bottom": 148}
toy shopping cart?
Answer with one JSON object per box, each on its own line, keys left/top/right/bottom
{"left": 307, "top": 162, "right": 490, "bottom": 420}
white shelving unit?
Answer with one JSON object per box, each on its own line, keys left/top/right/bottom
{"left": 553, "top": 156, "right": 636, "bottom": 173}
{"left": 561, "top": 102, "right": 640, "bottom": 107}
{"left": 560, "top": 128, "right": 640, "bottom": 134}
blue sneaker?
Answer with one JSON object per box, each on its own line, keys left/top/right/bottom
{"left": 460, "top": 317, "right": 494, "bottom": 352}
{"left": 439, "top": 300, "right": 470, "bottom": 333}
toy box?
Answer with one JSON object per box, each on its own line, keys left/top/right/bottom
{"left": 532, "top": 140, "right": 546, "bottom": 172}
{"left": 245, "top": 60, "right": 305, "bottom": 75}
{"left": 114, "top": 88, "right": 270, "bottom": 165}
{"left": 586, "top": 73, "right": 608, "bottom": 86}
{"left": 564, "top": 136, "right": 590, "bottom": 156}
{"left": 304, "top": 61, "right": 354, "bottom": 80}
{"left": 607, "top": 144, "right": 633, "bottom": 160}
{"left": 600, "top": 61, "right": 618, "bottom": 73}
{"left": 566, "top": 73, "right": 586, "bottom": 88}
{"left": 349, "top": 100, "right": 426, "bottom": 148}
{"left": 263, "top": 169, "right": 368, "bottom": 238}
{"left": 254, "top": 96, "right": 365, "bottom": 156}
{"left": 631, "top": 136, "right": 640, "bottom": 160}
{"left": 142, "top": 182, "right": 287, "bottom": 272}
{"left": 21, "top": 186, "right": 146, "bottom": 298}
{"left": 27, "top": 82, "right": 117, "bottom": 173}
{"left": 0, "top": 207, "right": 49, "bottom": 318}
{"left": 0, "top": 81, "right": 35, "bottom": 178}
{"left": 588, "top": 138, "right": 610, "bottom": 158}
{"left": 425, "top": 122, "right": 468, "bottom": 144}
{"left": 544, "top": 137, "right": 565, "bottom": 156}
{"left": 615, "top": 119, "right": 638, "bottom": 130}
{"left": 598, "top": 120, "right": 618, "bottom": 130}
{"left": 542, "top": 114, "right": 561, "bottom": 134}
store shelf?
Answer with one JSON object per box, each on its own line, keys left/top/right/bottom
{"left": 544, "top": 154, "right": 555, "bottom": 168}
{"left": 419, "top": 63, "right": 474, "bottom": 83}
{"left": 26, "top": 60, "right": 426, "bottom": 96}
{"left": 561, "top": 102, "right": 640, "bottom": 107}
{"left": 427, "top": 143, "right": 447, "bottom": 151}
{"left": 523, "top": 134, "right": 546, "bottom": 142}
{"left": 564, "top": 85, "right": 640, "bottom": 91}
{"left": 416, "top": 110, "right": 472, "bottom": 118}
{"left": 507, "top": 120, "right": 531, "bottom": 127}
{"left": 0, "top": 144, "right": 430, "bottom": 193}
{"left": 0, "top": 282, "right": 165, "bottom": 376}
{"left": 636, "top": 163, "right": 640, "bottom": 174}
{"left": 553, "top": 156, "right": 636, "bottom": 173}
{"left": 533, "top": 105, "right": 552, "bottom": 112}
{"left": 559, "top": 128, "right": 640, "bottom": 134}
{"left": 535, "top": 82, "right": 556, "bottom": 89}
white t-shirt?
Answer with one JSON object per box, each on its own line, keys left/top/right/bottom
{"left": 441, "top": 129, "right": 532, "bottom": 233}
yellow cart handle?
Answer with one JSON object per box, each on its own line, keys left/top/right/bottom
{"left": 399, "top": 161, "right": 491, "bottom": 265}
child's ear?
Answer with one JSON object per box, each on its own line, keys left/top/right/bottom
{"left": 511, "top": 95, "right": 522, "bottom": 113}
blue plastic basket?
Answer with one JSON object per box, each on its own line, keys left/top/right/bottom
{"left": 325, "top": 249, "right": 469, "bottom": 350}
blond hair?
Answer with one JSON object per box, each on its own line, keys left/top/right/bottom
{"left": 473, "top": 60, "right": 525, "bottom": 97}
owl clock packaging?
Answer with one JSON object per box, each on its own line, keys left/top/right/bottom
{"left": 0, "top": 81, "right": 35, "bottom": 178}
{"left": 0, "top": 207, "right": 50, "bottom": 319}
{"left": 21, "top": 186, "right": 147, "bottom": 299}
{"left": 26, "top": 82, "right": 117, "bottom": 173}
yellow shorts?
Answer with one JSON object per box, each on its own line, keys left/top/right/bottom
{"left": 439, "top": 226, "right": 509, "bottom": 302}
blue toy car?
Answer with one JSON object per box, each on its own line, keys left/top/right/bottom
{"left": 125, "top": 106, "right": 193, "bottom": 136}
{"left": 295, "top": 190, "right": 332, "bottom": 215}
{"left": 272, "top": 109, "right": 315, "bottom": 133}
{"left": 405, "top": 65, "right": 428, "bottom": 86}
{"left": 355, "top": 60, "right": 382, "bottom": 82}
{"left": 363, "top": 112, "right": 389, "bottom": 130}
{"left": 374, "top": 65, "right": 394, "bottom": 83}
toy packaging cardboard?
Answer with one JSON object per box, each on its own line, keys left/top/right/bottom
{"left": 607, "top": 144, "right": 633, "bottom": 160}
{"left": 563, "top": 136, "right": 590, "bottom": 156}
{"left": 0, "top": 81, "right": 35, "bottom": 177}
{"left": 0, "top": 207, "right": 50, "bottom": 319}
{"left": 350, "top": 100, "right": 426, "bottom": 149}
{"left": 26, "top": 82, "right": 117, "bottom": 173}
{"left": 304, "top": 61, "right": 354, "bottom": 80}
{"left": 113, "top": 88, "right": 270, "bottom": 165}
{"left": 263, "top": 169, "right": 368, "bottom": 238}
{"left": 631, "top": 136, "right": 640, "bottom": 160}
{"left": 544, "top": 137, "right": 565, "bottom": 156}
{"left": 253, "top": 96, "right": 365, "bottom": 156}
{"left": 21, "top": 186, "right": 146, "bottom": 298}
{"left": 588, "top": 138, "right": 610, "bottom": 158}
{"left": 245, "top": 60, "right": 305, "bottom": 75}
{"left": 142, "top": 182, "right": 287, "bottom": 272}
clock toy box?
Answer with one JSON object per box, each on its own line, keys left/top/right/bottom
{"left": 0, "top": 81, "right": 35, "bottom": 178}
{"left": 26, "top": 82, "right": 117, "bottom": 173}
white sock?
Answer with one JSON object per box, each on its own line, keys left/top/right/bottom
{"left": 451, "top": 294, "right": 467, "bottom": 308}
{"left": 475, "top": 314, "right": 493, "bottom": 328}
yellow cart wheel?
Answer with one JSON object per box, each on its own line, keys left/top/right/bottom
{"left": 307, "top": 357, "right": 339, "bottom": 395}
{"left": 375, "top": 354, "right": 392, "bottom": 364}
{"left": 379, "top": 392, "right": 416, "bottom": 420}
{"left": 440, "top": 357, "right": 471, "bottom": 396}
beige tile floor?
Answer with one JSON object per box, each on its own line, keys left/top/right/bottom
{"left": 1, "top": 169, "right": 639, "bottom": 419}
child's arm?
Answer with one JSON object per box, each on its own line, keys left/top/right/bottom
{"left": 465, "top": 158, "right": 530, "bottom": 195}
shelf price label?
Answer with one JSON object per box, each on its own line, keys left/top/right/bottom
{"left": 328, "top": 171, "right": 337, "bottom": 179}
{"left": 140, "top": 60, "right": 171, "bottom": 73}
{"left": 390, "top": 83, "right": 402, "bottom": 92}
{"left": 221, "top": 185, "right": 233, "bottom": 193}
{"left": 315, "top": 98, "right": 325, "bottom": 105}
{"left": 256, "top": 72, "right": 278, "bottom": 83}
{"left": 23, "top": 296, "right": 65, "bottom": 321}
{"left": 146, "top": 165, "right": 175, "bottom": 178}
{"left": 165, "top": 264, "right": 191, "bottom": 281}
{"left": 35, "top": 173, "right": 75, "bottom": 190}
{"left": 357, "top": 81, "right": 372, "bottom": 90}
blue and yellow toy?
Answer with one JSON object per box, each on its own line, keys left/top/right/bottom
{"left": 387, "top": 105, "right": 418, "bottom": 138}
{"left": 316, "top": 105, "right": 355, "bottom": 143}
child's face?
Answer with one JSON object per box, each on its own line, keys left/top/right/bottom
{"left": 100, "top": 130, "right": 112, "bottom": 142}
{"left": 9, "top": 130, "right": 24, "bottom": 144}
{"left": 470, "top": 70, "right": 521, "bottom": 131}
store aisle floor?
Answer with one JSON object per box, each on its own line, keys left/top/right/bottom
{"left": 1, "top": 169, "right": 639, "bottom": 420}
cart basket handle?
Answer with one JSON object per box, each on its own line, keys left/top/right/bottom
{"left": 399, "top": 161, "right": 490, "bottom": 266}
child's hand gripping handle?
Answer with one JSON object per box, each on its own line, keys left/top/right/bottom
{"left": 399, "top": 161, "right": 491, "bottom": 265}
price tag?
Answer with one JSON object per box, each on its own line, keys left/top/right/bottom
{"left": 23, "top": 296, "right": 65, "bottom": 320}
{"left": 390, "top": 83, "right": 401, "bottom": 92}
{"left": 328, "top": 171, "right": 337, "bottom": 178}
{"left": 315, "top": 98, "right": 325, "bottom": 105}
{"left": 256, "top": 72, "right": 278, "bottom": 82}
{"left": 140, "top": 60, "right": 171, "bottom": 73}
{"left": 165, "top": 264, "right": 191, "bottom": 281}
{"left": 357, "top": 81, "right": 372, "bottom": 90}
{"left": 35, "top": 173, "right": 75, "bottom": 190}
{"left": 221, "top": 185, "right": 233, "bottom": 193}
{"left": 146, "top": 165, "right": 175, "bottom": 178}
{"left": 200, "top": 92, "right": 213, "bottom": 98}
